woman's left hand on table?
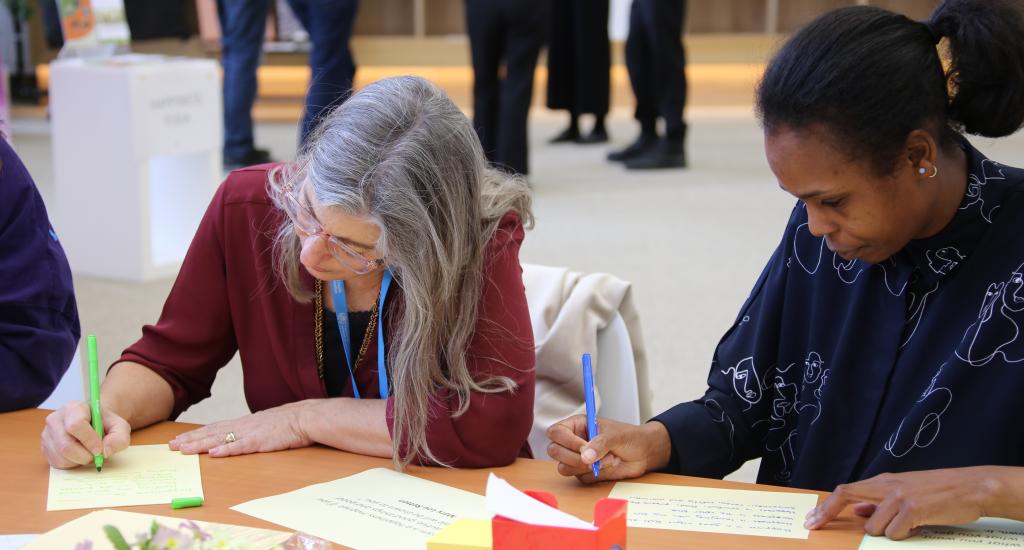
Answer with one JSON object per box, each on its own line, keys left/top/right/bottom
{"left": 169, "top": 402, "right": 313, "bottom": 458}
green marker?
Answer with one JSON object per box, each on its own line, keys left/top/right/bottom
{"left": 87, "top": 335, "right": 104, "bottom": 472}
{"left": 171, "top": 496, "right": 204, "bottom": 510}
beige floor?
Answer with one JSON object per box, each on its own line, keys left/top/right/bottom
{"left": 12, "top": 101, "right": 1024, "bottom": 484}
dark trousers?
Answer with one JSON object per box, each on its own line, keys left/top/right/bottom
{"left": 625, "top": 0, "right": 687, "bottom": 140}
{"left": 218, "top": 0, "right": 270, "bottom": 159}
{"left": 465, "top": 0, "right": 545, "bottom": 175}
{"left": 285, "top": 0, "right": 359, "bottom": 147}
{"left": 546, "top": 0, "right": 610, "bottom": 117}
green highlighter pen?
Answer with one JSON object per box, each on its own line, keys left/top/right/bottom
{"left": 87, "top": 335, "right": 104, "bottom": 472}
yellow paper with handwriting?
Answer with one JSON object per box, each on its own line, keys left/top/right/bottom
{"left": 46, "top": 445, "right": 203, "bottom": 511}
{"left": 609, "top": 481, "right": 819, "bottom": 539}
{"left": 858, "top": 517, "right": 1024, "bottom": 549}
{"left": 23, "top": 509, "right": 290, "bottom": 550}
{"left": 232, "top": 467, "right": 489, "bottom": 550}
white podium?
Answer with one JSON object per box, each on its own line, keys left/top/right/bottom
{"left": 50, "top": 55, "right": 223, "bottom": 281}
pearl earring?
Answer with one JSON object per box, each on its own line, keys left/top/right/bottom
{"left": 918, "top": 167, "right": 927, "bottom": 175}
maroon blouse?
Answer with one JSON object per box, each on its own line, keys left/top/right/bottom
{"left": 119, "top": 165, "right": 536, "bottom": 467}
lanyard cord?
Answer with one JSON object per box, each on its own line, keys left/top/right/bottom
{"left": 329, "top": 269, "right": 393, "bottom": 399}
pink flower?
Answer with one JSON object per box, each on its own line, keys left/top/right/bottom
{"left": 179, "top": 519, "right": 212, "bottom": 541}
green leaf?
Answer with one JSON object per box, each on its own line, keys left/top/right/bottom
{"left": 103, "top": 525, "right": 132, "bottom": 550}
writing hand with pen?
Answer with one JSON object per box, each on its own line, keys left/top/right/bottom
{"left": 546, "top": 416, "right": 672, "bottom": 484}
{"left": 42, "top": 335, "right": 132, "bottom": 471}
{"left": 41, "top": 401, "right": 131, "bottom": 470}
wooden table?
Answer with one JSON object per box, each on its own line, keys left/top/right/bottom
{"left": 0, "top": 409, "right": 866, "bottom": 548}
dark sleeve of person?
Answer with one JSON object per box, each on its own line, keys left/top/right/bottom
{"left": 118, "top": 181, "right": 238, "bottom": 418}
{"left": 0, "top": 141, "right": 81, "bottom": 411}
{"left": 386, "top": 213, "right": 537, "bottom": 467}
{"left": 651, "top": 206, "right": 801, "bottom": 478}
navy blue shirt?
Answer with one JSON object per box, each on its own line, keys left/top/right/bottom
{"left": 0, "top": 139, "right": 80, "bottom": 411}
{"left": 654, "top": 140, "right": 1024, "bottom": 491}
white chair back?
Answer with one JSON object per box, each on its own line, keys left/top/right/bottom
{"left": 39, "top": 352, "right": 84, "bottom": 409}
{"left": 594, "top": 312, "right": 641, "bottom": 424}
{"left": 521, "top": 264, "right": 646, "bottom": 460}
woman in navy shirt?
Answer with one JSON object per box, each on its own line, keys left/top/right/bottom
{"left": 548, "top": 0, "right": 1024, "bottom": 540}
{"left": 0, "top": 137, "right": 80, "bottom": 411}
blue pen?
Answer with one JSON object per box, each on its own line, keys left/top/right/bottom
{"left": 582, "top": 352, "right": 600, "bottom": 478}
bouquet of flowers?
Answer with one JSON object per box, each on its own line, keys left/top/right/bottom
{"left": 75, "top": 519, "right": 328, "bottom": 550}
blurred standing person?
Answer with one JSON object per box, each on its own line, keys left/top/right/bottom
{"left": 547, "top": 0, "right": 611, "bottom": 144}
{"left": 465, "top": 0, "right": 546, "bottom": 175}
{"left": 284, "top": 0, "right": 360, "bottom": 147}
{"left": 608, "top": 0, "right": 688, "bottom": 170}
{"left": 218, "top": 0, "right": 274, "bottom": 170}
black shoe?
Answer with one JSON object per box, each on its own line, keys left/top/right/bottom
{"left": 607, "top": 134, "right": 657, "bottom": 162}
{"left": 549, "top": 126, "right": 581, "bottom": 144}
{"left": 224, "top": 148, "right": 273, "bottom": 170}
{"left": 575, "top": 128, "right": 609, "bottom": 144}
{"left": 624, "top": 139, "right": 687, "bottom": 170}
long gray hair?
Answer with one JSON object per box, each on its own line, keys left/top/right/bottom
{"left": 267, "top": 76, "right": 533, "bottom": 467}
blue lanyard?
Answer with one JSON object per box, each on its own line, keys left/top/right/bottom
{"left": 329, "top": 270, "right": 393, "bottom": 399}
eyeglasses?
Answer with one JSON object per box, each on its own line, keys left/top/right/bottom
{"left": 280, "top": 183, "right": 385, "bottom": 275}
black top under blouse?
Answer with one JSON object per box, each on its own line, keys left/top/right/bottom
{"left": 322, "top": 308, "right": 371, "bottom": 398}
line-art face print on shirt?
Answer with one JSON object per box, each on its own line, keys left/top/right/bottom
{"left": 962, "top": 159, "right": 1006, "bottom": 223}
{"left": 790, "top": 220, "right": 896, "bottom": 292}
{"left": 797, "top": 352, "right": 830, "bottom": 425}
{"left": 884, "top": 364, "right": 952, "bottom": 458}
{"left": 768, "top": 368, "right": 799, "bottom": 425}
{"left": 901, "top": 246, "right": 967, "bottom": 349}
{"left": 927, "top": 246, "right": 966, "bottom": 276}
{"left": 802, "top": 352, "right": 823, "bottom": 385}
{"left": 956, "top": 262, "right": 1024, "bottom": 366}
{"left": 721, "top": 357, "right": 766, "bottom": 411}
{"left": 792, "top": 220, "right": 825, "bottom": 275}
{"left": 833, "top": 254, "right": 864, "bottom": 284}
{"left": 749, "top": 352, "right": 831, "bottom": 483}
{"left": 760, "top": 366, "right": 799, "bottom": 482}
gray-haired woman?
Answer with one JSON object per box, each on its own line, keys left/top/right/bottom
{"left": 42, "top": 76, "right": 537, "bottom": 470}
